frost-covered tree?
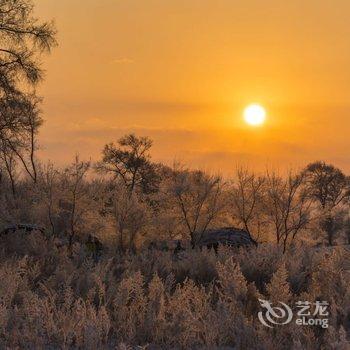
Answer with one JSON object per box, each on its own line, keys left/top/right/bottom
{"left": 230, "top": 168, "right": 265, "bottom": 240}
{"left": 168, "top": 168, "right": 225, "bottom": 247}
{"left": 263, "top": 172, "right": 311, "bottom": 252}
{"left": 60, "top": 156, "right": 91, "bottom": 248}
{"left": 303, "top": 161, "right": 350, "bottom": 245}
{"left": 110, "top": 182, "right": 150, "bottom": 251}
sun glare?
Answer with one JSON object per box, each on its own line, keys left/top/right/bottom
{"left": 243, "top": 104, "right": 266, "bottom": 126}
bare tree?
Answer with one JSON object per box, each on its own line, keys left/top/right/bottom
{"left": 3, "top": 94, "right": 42, "bottom": 182}
{"left": 62, "top": 156, "right": 91, "bottom": 249}
{"left": 0, "top": 139, "right": 17, "bottom": 196}
{"left": 230, "top": 168, "right": 265, "bottom": 240}
{"left": 303, "top": 161, "right": 350, "bottom": 245}
{"left": 168, "top": 168, "right": 224, "bottom": 247}
{"left": 39, "top": 163, "right": 58, "bottom": 235}
{"left": 263, "top": 172, "right": 311, "bottom": 252}
{"left": 97, "top": 134, "right": 160, "bottom": 195}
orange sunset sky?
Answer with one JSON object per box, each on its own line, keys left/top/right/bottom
{"left": 36, "top": 0, "right": 350, "bottom": 174}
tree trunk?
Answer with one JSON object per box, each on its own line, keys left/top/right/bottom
{"left": 118, "top": 228, "right": 125, "bottom": 252}
{"left": 327, "top": 229, "right": 333, "bottom": 246}
{"left": 282, "top": 234, "right": 288, "bottom": 254}
{"left": 324, "top": 216, "right": 334, "bottom": 246}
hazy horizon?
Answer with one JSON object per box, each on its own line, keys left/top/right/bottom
{"left": 36, "top": 0, "right": 350, "bottom": 174}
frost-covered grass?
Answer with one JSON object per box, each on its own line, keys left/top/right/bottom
{"left": 0, "top": 232, "right": 348, "bottom": 349}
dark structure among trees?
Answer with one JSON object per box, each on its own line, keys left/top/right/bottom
{"left": 0, "top": 223, "right": 45, "bottom": 236}
{"left": 196, "top": 227, "right": 258, "bottom": 249}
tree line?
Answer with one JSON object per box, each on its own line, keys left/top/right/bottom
{"left": 1, "top": 0, "right": 350, "bottom": 253}
{"left": 1, "top": 130, "right": 350, "bottom": 252}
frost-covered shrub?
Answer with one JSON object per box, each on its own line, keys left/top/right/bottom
{"left": 0, "top": 234, "right": 347, "bottom": 349}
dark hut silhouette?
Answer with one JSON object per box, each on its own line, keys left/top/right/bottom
{"left": 196, "top": 227, "right": 257, "bottom": 250}
{"left": 0, "top": 223, "right": 45, "bottom": 236}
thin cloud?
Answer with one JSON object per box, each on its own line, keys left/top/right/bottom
{"left": 111, "top": 57, "right": 134, "bottom": 64}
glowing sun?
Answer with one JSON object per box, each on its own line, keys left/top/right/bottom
{"left": 243, "top": 104, "right": 266, "bottom": 126}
